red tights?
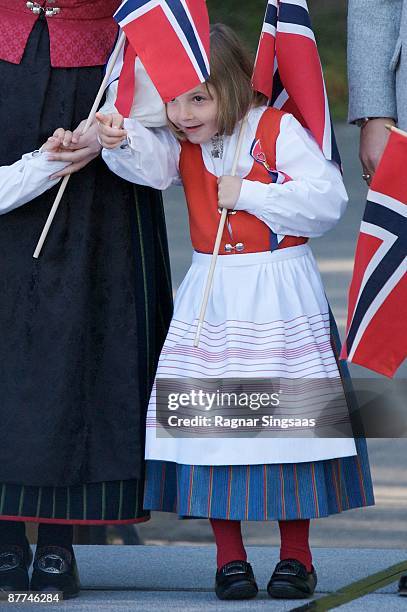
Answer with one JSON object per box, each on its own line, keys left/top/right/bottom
{"left": 210, "top": 518, "right": 312, "bottom": 571}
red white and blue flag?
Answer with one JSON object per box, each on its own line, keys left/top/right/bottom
{"left": 111, "top": 0, "right": 210, "bottom": 113}
{"left": 252, "top": 0, "right": 340, "bottom": 165}
{"left": 340, "top": 131, "right": 407, "bottom": 377}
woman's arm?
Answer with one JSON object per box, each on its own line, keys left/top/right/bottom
{"left": 234, "top": 114, "right": 348, "bottom": 238}
{"left": 101, "top": 117, "right": 181, "bottom": 190}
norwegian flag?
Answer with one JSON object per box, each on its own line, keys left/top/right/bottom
{"left": 340, "top": 131, "right": 407, "bottom": 378}
{"left": 112, "top": 0, "right": 210, "bottom": 114}
{"left": 252, "top": 0, "right": 340, "bottom": 165}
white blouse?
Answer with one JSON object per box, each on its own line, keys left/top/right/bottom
{"left": 102, "top": 106, "right": 348, "bottom": 238}
{"left": 0, "top": 151, "right": 68, "bottom": 215}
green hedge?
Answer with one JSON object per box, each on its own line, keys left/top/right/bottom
{"left": 206, "top": 1, "right": 348, "bottom": 120}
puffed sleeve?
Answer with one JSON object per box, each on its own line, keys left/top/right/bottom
{"left": 102, "top": 119, "right": 181, "bottom": 190}
{"left": 99, "top": 58, "right": 167, "bottom": 128}
{"left": 234, "top": 114, "right": 348, "bottom": 238}
{"left": 0, "top": 152, "right": 68, "bottom": 215}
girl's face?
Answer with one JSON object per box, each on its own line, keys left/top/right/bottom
{"left": 167, "top": 83, "right": 219, "bottom": 144}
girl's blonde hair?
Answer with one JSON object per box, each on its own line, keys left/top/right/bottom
{"left": 168, "top": 23, "right": 267, "bottom": 138}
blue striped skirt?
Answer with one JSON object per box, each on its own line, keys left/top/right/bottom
{"left": 143, "top": 436, "right": 373, "bottom": 520}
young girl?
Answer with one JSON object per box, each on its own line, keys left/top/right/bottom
{"left": 0, "top": 134, "right": 70, "bottom": 215}
{"left": 98, "top": 24, "right": 374, "bottom": 601}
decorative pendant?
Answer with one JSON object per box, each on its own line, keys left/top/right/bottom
{"left": 210, "top": 133, "right": 224, "bottom": 159}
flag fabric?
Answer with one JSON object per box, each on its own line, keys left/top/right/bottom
{"left": 112, "top": 0, "right": 210, "bottom": 109}
{"left": 103, "top": 32, "right": 139, "bottom": 117}
{"left": 252, "top": 0, "right": 340, "bottom": 165}
{"left": 340, "top": 131, "right": 407, "bottom": 378}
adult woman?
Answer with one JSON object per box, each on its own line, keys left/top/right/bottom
{"left": 0, "top": 0, "right": 172, "bottom": 597}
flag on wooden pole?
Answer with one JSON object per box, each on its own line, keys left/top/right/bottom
{"left": 252, "top": 0, "right": 340, "bottom": 164}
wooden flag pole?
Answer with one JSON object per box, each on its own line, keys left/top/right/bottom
{"left": 194, "top": 115, "right": 249, "bottom": 348}
{"left": 33, "top": 31, "right": 127, "bottom": 259}
{"left": 385, "top": 124, "right": 407, "bottom": 137}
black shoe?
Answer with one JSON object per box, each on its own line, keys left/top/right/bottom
{"left": 215, "top": 560, "right": 258, "bottom": 600}
{"left": 399, "top": 574, "right": 407, "bottom": 596}
{"left": 0, "top": 543, "right": 32, "bottom": 593}
{"left": 30, "top": 546, "right": 80, "bottom": 599}
{"left": 267, "top": 559, "right": 317, "bottom": 599}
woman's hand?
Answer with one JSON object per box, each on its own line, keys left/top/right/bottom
{"left": 46, "top": 120, "right": 102, "bottom": 179}
{"left": 360, "top": 118, "right": 395, "bottom": 185}
{"left": 95, "top": 112, "right": 127, "bottom": 149}
{"left": 218, "top": 176, "right": 243, "bottom": 210}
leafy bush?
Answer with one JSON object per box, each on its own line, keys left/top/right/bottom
{"left": 206, "top": 0, "right": 348, "bottom": 120}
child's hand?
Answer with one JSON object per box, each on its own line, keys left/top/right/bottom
{"left": 41, "top": 136, "right": 62, "bottom": 153}
{"left": 96, "top": 112, "right": 127, "bottom": 149}
{"left": 41, "top": 129, "right": 72, "bottom": 153}
{"left": 218, "top": 176, "right": 243, "bottom": 210}
{"left": 45, "top": 121, "right": 102, "bottom": 178}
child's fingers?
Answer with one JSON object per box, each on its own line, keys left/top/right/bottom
{"left": 111, "top": 114, "right": 124, "bottom": 129}
{"left": 41, "top": 137, "right": 59, "bottom": 152}
{"left": 62, "top": 130, "right": 74, "bottom": 148}
{"left": 95, "top": 112, "right": 113, "bottom": 127}
{"left": 71, "top": 119, "right": 87, "bottom": 143}
{"left": 99, "top": 125, "right": 127, "bottom": 139}
{"left": 99, "top": 136, "right": 127, "bottom": 149}
{"left": 52, "top": 127, "right": 65, "bottom": 141}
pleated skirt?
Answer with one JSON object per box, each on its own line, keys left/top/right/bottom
{"left": 143, "top": 437, "right": 373, "bottom": 521}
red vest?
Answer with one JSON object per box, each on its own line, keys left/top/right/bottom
{"left": 179, "top": 107, "right": 308, "bottom": 255}
{"left": 0, "top": 0, "right": 120, "bottom": 67}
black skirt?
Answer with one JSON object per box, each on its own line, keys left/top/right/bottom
{"left": 0, "top": 19, "right": 172, "bottom": 520}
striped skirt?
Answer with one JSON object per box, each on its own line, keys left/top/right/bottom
{"left": 143, "top": 437, "right": 373, "bottom": 520}
{"left": 0, "top": 480, "right": 148, "bottom": 525}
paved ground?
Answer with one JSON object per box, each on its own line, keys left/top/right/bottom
{"left": 7, "top": 546, "right": 407, "bottom": 611}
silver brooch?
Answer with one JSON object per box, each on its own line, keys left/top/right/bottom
{"left": 210, "top": 134, "right": 224, "bottom": 159}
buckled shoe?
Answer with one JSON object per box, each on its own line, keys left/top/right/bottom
{"left": 215, "top": 560, "right": 258, "bottom": 600}
{"left": 0, "top": 543, "right": 32, "bottom": 593}
{"left": 30, "top": 546, "right": 80, "bottom": 599}
{"left": 267, "top": 558, "right": 317, "bottom": 599}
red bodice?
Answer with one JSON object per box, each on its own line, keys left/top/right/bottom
{"left": 0, "top": 0, "right": 121, "bottom": 67}
{"left": 179, "top": 107, "right": 308, "bottom": 255}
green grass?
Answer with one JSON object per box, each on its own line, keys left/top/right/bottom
{"left": 206, "top": 0, "right": 348, "bottom": 120}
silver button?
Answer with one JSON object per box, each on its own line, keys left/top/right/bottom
{"left": 26, "top": 2, "right": 43, "bottom": 14}
{"left": 45, "top": 7, "right": 60, "bottom": 16}
{"left": 235, "top": 243, "right": 245, "bottom": 252}
{"left": 224, "top": 244, "right": 233, "bottom": 253}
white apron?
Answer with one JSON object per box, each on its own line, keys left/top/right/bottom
{"left": 145, "top": 244, "right": 357, "bottom": 465}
